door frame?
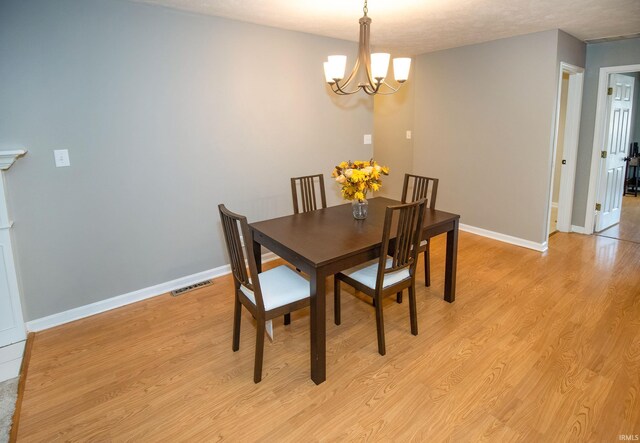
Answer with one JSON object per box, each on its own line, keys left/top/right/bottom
{"left": 584, "top": 63, "right": 640, "bottom": 234}
{"left": 546, "top": 62, "right": 584, "bottom": 239}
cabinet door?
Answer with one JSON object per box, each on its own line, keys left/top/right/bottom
{"left": 0, "top": 230, "right": 26, "bottom": 346}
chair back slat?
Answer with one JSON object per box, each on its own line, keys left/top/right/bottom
{"left": 375, "top": 200, "right": 427, "bottom": 288}
{"left": 291, "top": 174, "right": 327, "bottom": 214}
{"left": 218, "top": 204, "right": 264, "bottom": 309}
{"left": 401, "top": 174, "right": 439, "bottom": 209}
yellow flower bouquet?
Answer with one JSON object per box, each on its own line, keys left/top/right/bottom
{"left": 331, "top": 160, "right": 390, "bottom": 202}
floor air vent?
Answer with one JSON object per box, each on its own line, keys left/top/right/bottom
{"left": 171, "top": 280, "right": 212, "bottom": 296}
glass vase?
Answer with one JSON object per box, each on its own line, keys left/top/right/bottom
{"left": 352, "top": 199, "right": 368, "bottom": 220}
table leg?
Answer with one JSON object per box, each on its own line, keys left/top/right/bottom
{"left": 444, "top": 219, "right": 459, "bottom": 303}
{"left": 310, "top": 271, "right": 326, "bottom": 384}
{"left": 252, "top": 233, "right": 262, "bottom": 273}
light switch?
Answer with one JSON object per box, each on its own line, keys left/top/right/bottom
{"left": 363, "top": 134, "right": 372, "bottom": 144}
{"left": 406, "top": 130, "right": 412, "bottom": 140}
{"left": 54, "top": 149, "right": 70, "bottom": 167}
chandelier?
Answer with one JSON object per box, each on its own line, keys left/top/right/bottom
{"left": 323, "top": 0, "right": 411, "bottom": 96}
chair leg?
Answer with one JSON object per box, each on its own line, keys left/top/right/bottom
{"left": 334, "top": 277, "right": 341, "bottom": 325}
{"left": 284, "top": 313, "right": 291, "bottom": 325}
{"left": 374, "top": 293, "right": 386, "bottom": 356}
{"left": 408, "top": 285, "right": 418, "bottom": 336}
{"left": 396, "top": 291, "right": 403, "bottom": 303}
{"left": 424, "top": 244, "right": 431, "bottom": 287}
{"left": 254, "top": 319, "right": 265, "bottom": 383}
{"left": 232, "top": 295, "right": 241, "bottom": 351}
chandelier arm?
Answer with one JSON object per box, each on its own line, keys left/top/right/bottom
{"left": 381, "top": 81, "right": 400, "bottom": 92}
{"left": 361, "top": 80, "right": 383, "bottom": 95}
{"left": 362, "top": 87, "right": 376, "bottom": 96}
{"left": 338, "top": 56, "right": 362, "bottom": 92}
{"left": 332, "top": 82, "right": 360, "bottom": 95}
{"left": 370, "top": 81, "right": 407, "bottom": 95}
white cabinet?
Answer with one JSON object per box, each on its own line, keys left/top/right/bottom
{"left": 0, "top": 150, "right": 26, "bottom": 381}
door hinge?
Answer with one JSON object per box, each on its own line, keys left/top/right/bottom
{"left": 607, "top": 87, "right": 613, "bottom": 95}
{"left": 595, "top": 203, "right": 602, "bottom": 211}
{"left": 601, "top": 150, "right": 607, "bottom": 158}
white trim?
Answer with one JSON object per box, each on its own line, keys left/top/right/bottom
{"left": 0, "top": 150, "right": 26, "bottom": 170}
{"left": 546, "top": 63, "right": 584, "bottom": 240}
{"left": 558, "top": 65, "right": 584, "bottom": 231}
{"left": 586, "top": 63, "right": 640, "bottom": 235}
{"left": 0, "top": 165, "right": 26, "bottom": 347}
{"left": 459, "top": 223, "right": 548, "bottom": 252}
{"left": 0, "top": 340, "right": 25, "bottom": 382}
{"left": 26, "top": 252, "right": 279, "bottom": 332}
{"left": 571, "top": 224, "right": 588, "bottom": 234}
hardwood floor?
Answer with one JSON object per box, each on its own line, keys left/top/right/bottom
{"left": 16, "top": 231, "right": 640, "bottom": 441}
{"left": 597, "top": 195, "right": 640, "bottom": 244}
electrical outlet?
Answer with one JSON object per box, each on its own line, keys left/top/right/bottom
{"left": 363, "top": 134, "right": 372, "bottom": 144}
{"left": 406, "top": 130, "right": 412, "bottom": 140}
{"left": 54, "top": 149, "right": 70, "bottom": 167}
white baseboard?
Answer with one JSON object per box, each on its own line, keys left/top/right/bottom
{"left": 26, "top": 252, "right": 279, "bottom": 332}
{"left": 0, "top": 340, "right": 25, "bottom": 382}
{"left": 459, "top": 223, "right": 548, "bottom": 252}
{"left": 571, "top": 225, "right": 588, "bottom": 234}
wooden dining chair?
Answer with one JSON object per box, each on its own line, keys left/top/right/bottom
{"left": 218, "top": 204, "right": 311, "bottom": 383}
{"left": 291, "top": 174, "right": 327, "bottom": 214}
{"left": 333, "top": 199, "right": 427, "bottom": 356}
{"left": 401, "top": 173, "right": 439, "bottom": 290}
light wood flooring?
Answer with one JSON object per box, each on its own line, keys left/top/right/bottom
{"left": 16, "top": 231, "right": 640, "bottom": 441}
{"left": 598, "top": 195, "right": 640, "bottom": 244}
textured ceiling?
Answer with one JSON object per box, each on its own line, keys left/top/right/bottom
{"left": 132, "top": 0, "right": 640, "bottom": 55}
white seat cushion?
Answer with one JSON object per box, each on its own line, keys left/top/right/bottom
{"left": 342, "top": 257, "right": 410, "bottom": 290}
{"left": 240, "top": 265, "right": 309, "bottom": 311}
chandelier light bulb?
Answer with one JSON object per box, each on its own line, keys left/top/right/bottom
{"left": 371, "top": 53, "right": 390, "bottom": 81}
{"left": 327, "top": 55, "right": 347, "bottom": 81}
{"left": 393, "top": 58, "right": 411, "bottom": 82}
{"left": 323, "top": 62, "right": 335, "bottom": 84}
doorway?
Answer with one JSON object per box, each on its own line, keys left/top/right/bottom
{"left": 585, "top": 63, "right": 640, "bottom": 236}
{"left": 547, "top": 63, "right": 584, "bottom": 239}
{"left": 594, "top": 69, "right": 640, "bottom": 242}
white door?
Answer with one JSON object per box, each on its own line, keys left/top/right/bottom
{"left": 596, "top": 74, "right": 635, "bottom": 231}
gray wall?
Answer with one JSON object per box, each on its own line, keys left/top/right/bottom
{"left": 557, "top": 30, "right": 586, "bottom": 71}
{"left": 0, "top": 0, "right": 372, "bottom": 320}
{"left": 373, "top": 80, "right": 414, "bottom": 199}
{"left": 409, "top": 30, "right": 562, "bottom": 244}
{"left": 572, "top": 37, "right": 640, "bottom": 227}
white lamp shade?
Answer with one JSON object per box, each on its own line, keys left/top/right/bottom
{"left": 323, "top": 62, "right": 334, "bottom": 83}
{"left": 371, "top": 53, "right": 390, "bottom": 80}
{"left": 327, "top": 55, "right": 347, "bottom": 80}
{"left": 393, "top": 57, "right": 411, "bottom": 82}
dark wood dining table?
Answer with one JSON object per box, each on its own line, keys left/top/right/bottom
{"left": 249, "top": 197, "right": 460, "bottom": 385}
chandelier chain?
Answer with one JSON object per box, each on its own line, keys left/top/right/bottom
{"left": 363, "top": 0, "right": 368, "bottom": 16}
